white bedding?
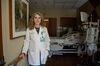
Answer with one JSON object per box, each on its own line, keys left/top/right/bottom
{"left": 50, "top": 32, "right": 80, "bottom": 45}
{"left": 49, "top": 32, "right": 81, "bottom": 57}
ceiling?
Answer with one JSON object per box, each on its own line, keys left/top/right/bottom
{"left": 29, "top": 0, "right": 88, "bottom": 10}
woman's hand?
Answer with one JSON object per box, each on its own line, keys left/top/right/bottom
{"left": 19, "top": 53, "right": 26, "bottom": 59}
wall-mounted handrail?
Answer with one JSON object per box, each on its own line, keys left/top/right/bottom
{"left": 7, "top": 55, "right": 23, "bottom": 66}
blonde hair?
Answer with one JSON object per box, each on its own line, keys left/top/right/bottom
{"left": 28, "top": 12, "right": 45, "bottom": 30}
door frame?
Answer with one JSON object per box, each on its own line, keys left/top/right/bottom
{"left": 0, "top": 0, "right": 5, "bottom": 65}
{"left": 0, "top": 0, "right": 3, "bottom": 57}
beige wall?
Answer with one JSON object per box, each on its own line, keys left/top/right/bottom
{"left": 1, "top": 0, "right": 28, "bottom": 66}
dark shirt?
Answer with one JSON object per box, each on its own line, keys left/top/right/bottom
{"left": 35, "top": 27, "right": 40, "bottom": 34}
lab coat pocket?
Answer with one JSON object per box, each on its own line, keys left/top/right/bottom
{"left": 29, "top": 41, "right": 35, "bottom": 51}
{"left": 41, "top": 50, "right": 48, "bottom": 64}
{"left": 28, "top": 50, "right": 40, "bottom": 65}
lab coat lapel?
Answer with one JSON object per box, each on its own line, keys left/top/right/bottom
{"left": 33, "top": 27, "right": 42, "bottom": 36}
{"left": 31, "top": 28, "right": 39, "bottom": 41}
{"left": 33, "top": 27, "right": 42, "bottom": 41}
{"left": 39, "top": 26, "right": 42, "bottom": 36}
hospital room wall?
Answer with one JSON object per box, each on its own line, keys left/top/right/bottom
{"left": 1, "top": 0, "right": 28, "bottom": 66}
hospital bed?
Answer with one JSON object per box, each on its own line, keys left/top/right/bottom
{"left": 49, "top": 32, "right": 83, "bottom": 57}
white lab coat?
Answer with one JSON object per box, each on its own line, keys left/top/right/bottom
{"left": 22, "top": 26, "right": 50, "bottom": 65}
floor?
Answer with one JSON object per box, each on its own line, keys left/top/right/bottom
{"left": 46, "top": 53, "right": 100, "bottom": 66}
{"left": 46, "top": 54, "right": 80, "bottom": 66}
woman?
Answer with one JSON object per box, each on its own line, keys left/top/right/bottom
{"left": 19, "top": 12, "right": 50, "bottom": 66}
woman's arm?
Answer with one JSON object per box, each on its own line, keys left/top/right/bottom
{"left": 22, "top": 28, "right": 30, "bottom": 55}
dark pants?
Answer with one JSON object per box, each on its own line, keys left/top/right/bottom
{"left": 30, "top": 64, "right": 45, "bottom": 66}
{"left": 40, "top": 64, "right": 45, "bottom": 66}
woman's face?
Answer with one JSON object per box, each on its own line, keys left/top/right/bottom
{"left": 34, "top": 14, "right": 41, "bottom": 25}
